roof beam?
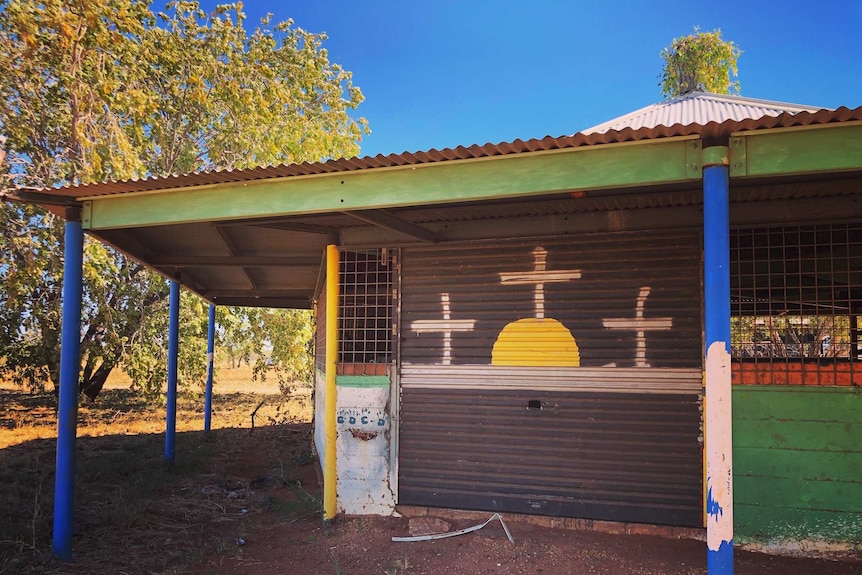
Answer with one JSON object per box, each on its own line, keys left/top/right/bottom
{"left": 218, "top": 217, "right": 339, "bottom": 235}
{"left": 94, "top": 229, "right": 157, "bottom": 259}
{"left": 200, "top": 287, "right": 312, "bottom": 298}
{"left": 730, "top": 123, "right": 862, "bottom": 178}
{"left": 2, "top": 189, "right": 82, "bottom": 207}
{"left": 81, "top": 137, "right": 702, "bottom": 230}
{"left": 150, "top": 255, "right": 320, "bottom": 267}
{"left": 200, "top": 289, "right": 311, "bottom": 298}
{"left": 207, "top": 297, "right": 312, "bottom": 309}
{"left": 213, "top": 224, "right": 257, "bottom": 290}
{"left": 342, "top": 209, "right": 439, "bottom": 243}
{"left": 173, "top": 269, "right": 205, "bottom": 294}
{"left": 341, "top": 205, "right": 703, "bottom": 247}
{"left": 254, "top": 222, "right": 340, "bottom": 235}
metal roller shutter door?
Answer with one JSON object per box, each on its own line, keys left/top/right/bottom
{"left": 398, "top": 230, "right": 703, "bottom": 526}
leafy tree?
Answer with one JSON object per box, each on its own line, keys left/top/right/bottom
{"left": 659, "top": 27, "right": 742, "bottom": 98}
{"left": 0, "top": 0, "right": 366, "bottom": 399}
{"left": 214, "top": 307, "right": 315, "bottom": 392}
{"left": 123, "top": 291, "right": 209, "bottom": 402}
{"left": 217, "top": 309, "right": 256, "bottom": 369}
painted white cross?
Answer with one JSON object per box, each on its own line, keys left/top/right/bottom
{"left": 602, "top": 286, "right": 672, "bottom": 368}
{"left": 409, "top": 293, "right": 476, "bottom": 365}
{"left": 499, "top": 247, "right": 582, "bottom": 319}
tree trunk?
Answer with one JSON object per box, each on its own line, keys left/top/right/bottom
{"left": 79, "top": 363, "right": 114, "bottom": 401}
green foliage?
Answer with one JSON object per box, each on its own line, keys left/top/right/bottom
{"left": 731, "top": 314, "right": 851, "bottom": 359}
{"left": 123, "top": 290, "right": 209, "bottom": 402}
{"left": 0, "top": 198, "right": 171, "bottom": 397}
{"left": 659, "top": 27, "right": 742, "bottom": 98}
{"left": 263, "top": 309, "right": 315, "bottom": 390}
{"left": 0, "top": 203, "right": 62, "bottom": 390}
{"left": 0, "top": 0, "right": 151, "bottom": 186}
{"left": 0, "top": 0, "right": 364, "bottom": 399}
{"left": 216, "top": 307, "right": 315, "bottom": 392}
{"left": 136, "top": 1, "right": 368, "bottom": 174}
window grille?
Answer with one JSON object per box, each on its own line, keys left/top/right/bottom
{"left": 338, "top": 249, "right": 396, "bottom": 364}
{"left": 731, "top": 223, "right": 862, "bottom": 385}
{"left": 314, "top": 291, "right": 327, "bottom": 372}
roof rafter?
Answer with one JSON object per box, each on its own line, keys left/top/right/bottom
{"left": 149, "top": 255, "right": 320, "bottom": 267}
{"left": 342, "top": 209, "right": 440, "bottom": 243}
{"left": 213, "top": 224, "right": 257, "bottom": 291}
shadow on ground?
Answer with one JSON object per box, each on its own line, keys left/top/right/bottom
{"left": 0, "top": 421, "right": 317, "bottom": 575}
{"left": 0, "top": 390, "right": 859, "bottom": 575}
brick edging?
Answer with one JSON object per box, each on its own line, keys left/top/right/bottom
{"left": 396, "top": 505, "right": 706, "bottom": 542}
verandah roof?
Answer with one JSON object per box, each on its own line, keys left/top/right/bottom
{"left": 23, "top": 96, "right": 862, "bottom": 200}
{"left": 4, "top": 95, "right": 862, "bottom": 309}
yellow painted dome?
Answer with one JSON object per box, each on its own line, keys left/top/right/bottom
{"left": 491, "top": 318, "right": 580, "bottom": 367}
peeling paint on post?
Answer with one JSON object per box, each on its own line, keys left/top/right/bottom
{"left": 706, "top": 342, "right": 733, "bottom": 560}
{"left": 704, "top": 147, "right": 733, "bottom": 574}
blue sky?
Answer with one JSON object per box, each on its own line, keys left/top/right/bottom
{"left": 202, "top": 0, "right": 861, "bottom": 158}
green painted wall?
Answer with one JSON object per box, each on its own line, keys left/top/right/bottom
{"left": 733, "top": 386, "right": 862, "bottom": 545}
{"left": 336, "top": 375, "right": 390, "bottom": 388}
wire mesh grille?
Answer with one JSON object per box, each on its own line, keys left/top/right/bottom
{"left": 731, "top": 223, "right": 862, "bottom": 385}
{"left": 339, "top": 249, "right": 395, "bottom": 364}
{"left": 315, "top": 290, "right": 327, "bottom": 372}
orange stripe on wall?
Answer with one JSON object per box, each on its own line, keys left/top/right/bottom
{"left": 732, "top": 362, "right": 859, "bottom": 386}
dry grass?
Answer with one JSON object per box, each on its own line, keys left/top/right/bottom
{"left": 1, "top": 362, "right": 301, "bottom": 449}
{"left": 0, "top": 362, "right": 316, "bottom": 574}
{"left": 101, "top": 360, "right": 285, "bottom": 395}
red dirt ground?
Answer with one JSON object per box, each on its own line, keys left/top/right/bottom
{"left": 193, "top": 510, "right": 862, "bottom": 575}
{"left": 1, "top": 385, "right": 858, "bottom": 575}
{"left": 193, "top": 442, "right": 861, "bottom": 575}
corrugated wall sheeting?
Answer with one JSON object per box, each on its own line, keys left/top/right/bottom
{"left": 315, "top": 290, "right": 326, "bottom": 372}
{"left": 733, "top": 386, "right": 862, "bottom": 545}
{"left": 398, "top": 230, "right": 704, "bottom": 526}
{"left": 401, "top": 231, "right": 702, "bottom": 368}
{"left": 401, "top": 365, "right": 702, "bottom": 394}
{"left": 399, "top": 388, "right": 703, "bottom": 526}
{"left": 314, "top": 285, "right": 327, "bottom": 468}
{"left": 314, "top": 370, "right": 326, "bottom": 473}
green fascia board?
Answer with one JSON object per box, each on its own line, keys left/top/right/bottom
{"left": 730, "top": 122, "right": 862, "bottom": 178}
{"left": 81, "top": 137, "right": 701, "bottom": 230}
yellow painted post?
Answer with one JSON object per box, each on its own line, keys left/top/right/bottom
{"left": 324, "top": 244, "right": 339, "bottom": 524}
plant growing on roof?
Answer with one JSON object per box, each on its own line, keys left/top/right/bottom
{"left": 659, "top": 27, "right": 742, "bottom": 98}
{"left": 0, "top": 0, "right": 364, "bottom": 399}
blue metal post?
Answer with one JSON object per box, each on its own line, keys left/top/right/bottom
{"left": 703, "top": 147, "right": 733, "bottom": 574}
{"left": 204, "top": 303, "right": 215, "bottom": 435}
{"left": 165, "top": 280, "right": 180, "bottom": 462}
{"left": 53, "top": 208, "right": 84, "bottom": 560}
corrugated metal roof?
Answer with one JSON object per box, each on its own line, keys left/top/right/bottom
{"left": 31, "top": 97, "right": 862, "bottom": 200}
{"left": 582, "top": 91, "right": 824, "bottom": 134}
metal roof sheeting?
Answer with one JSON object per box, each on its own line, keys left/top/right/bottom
{"left": 582, "top": 92, "right": 824, "bottom": 134}
{"left": 37, "top": 95, "right": 862, "bottom": 200}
